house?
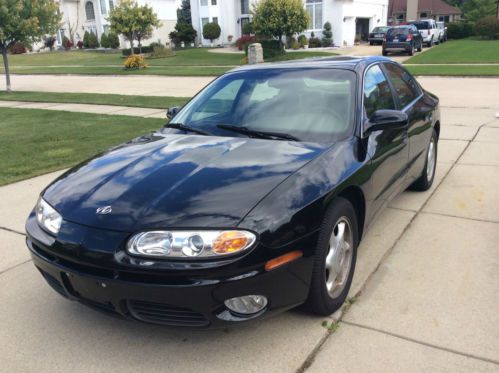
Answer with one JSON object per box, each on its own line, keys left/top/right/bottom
{"left": 54, "top": 0, "right": 180, "bottom": 48}
{"left": 388, "top": 0, "right": 461, "bottom": 24}
{"left": 190, "top": 0, "right": 390, "bottom": 47}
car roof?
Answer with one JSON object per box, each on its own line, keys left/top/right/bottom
{"left": 229, "top": 55, "right": 392, "bottom": 73}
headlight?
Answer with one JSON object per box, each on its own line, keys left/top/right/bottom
{"left": 127, "top": 230, "right": 256, "bottom": 259}
{"left": 35, "top": 197, "right": 62, "bottom": 235}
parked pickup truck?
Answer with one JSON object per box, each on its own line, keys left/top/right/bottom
{"left": 408, "top": 19, "right": 443, "bottom": 46}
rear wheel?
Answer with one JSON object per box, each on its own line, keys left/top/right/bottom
{"left": 408, "top": 44, "right": 414, "bottom": 56}
{"left": 410, "top": 129, "right": 438, "bottom": 191}
{"left": 382, "top": 49, "right": 388, "bottom": 56}
{"left": 305, "top": 197, "right": 358, "bottom": 316}
{"left": 417, "top": 42, "right": 422, "bottom": 52}
{"left": 369, "top": 41, "right": 374, "bottom": 46}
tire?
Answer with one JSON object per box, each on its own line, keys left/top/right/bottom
{"left": 305, "top": 197, "right": 359, "bottom": 316}
{"left": 382, "top": 49, "right": 388, "bottom": 56}
{"left": 410, "top": 129, "right": 438, "bottom": 191}
{"left": 417, "top": 42, "right": 422, "bottom": 52}
{"left": 369, "top": 41, "right": 374, "bottom": 46}
{"left": 408, "top": 44, "right": 414, "bottom": 56}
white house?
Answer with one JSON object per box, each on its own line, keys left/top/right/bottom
{"left": 54, "top": 0, "right": 180, "bottom": 48}
{"left": 190, "top": 0, "right": 389, "bottom": 47}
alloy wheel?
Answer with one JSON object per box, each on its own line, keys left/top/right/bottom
{"left": 426, "top": 137, "right": 436, "bottom": 181}
{"left": 325, "top": 216, "right": 353, "bottom": 298}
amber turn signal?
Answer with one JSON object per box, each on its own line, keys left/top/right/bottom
{"left": 265, "top": 250, "right": 303, "bottom": 271}
{"left": 212, "top": 231, "right": 254, "bottom": 254}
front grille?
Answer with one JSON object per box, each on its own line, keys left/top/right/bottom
{"left": 127, "top": 300, "right": 209, "bottom": 327}
{"left": 79, "top": 298, "right": 118, "bottom": 316}
{"left": 38, "top": 268, "right": 67, "bottom": 297}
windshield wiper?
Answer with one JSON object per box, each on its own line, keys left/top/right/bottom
{"left": 217, "top": 124, "right": 300, "bottom": 141}
{"left": 167, "top": 123, "right": 212, "bottom": 136}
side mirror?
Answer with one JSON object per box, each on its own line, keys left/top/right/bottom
{"left": 365, "top": 110, "right": 408, "bottom": 133}
{"left": 166, "top": 106, "right": 180, "bottom": 120}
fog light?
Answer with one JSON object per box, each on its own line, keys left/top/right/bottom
{"left": 224, "top": 295, "right": 268, "bottom": 315}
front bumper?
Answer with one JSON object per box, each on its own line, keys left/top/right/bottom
{"left": 26, "top": 214, "right": 315, "bottom": 328}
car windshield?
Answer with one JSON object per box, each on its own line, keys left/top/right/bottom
{"left": 373, "top": 27, "right": 390, "bottom": 33}
{"left": 411, "top": 21, "right": 430, "bottom": 30}
{"left": 170, "top": 68, "right": 356, "bottom": 143}
{"left": 387, "top": 28, "right": 409, "bottom": 36}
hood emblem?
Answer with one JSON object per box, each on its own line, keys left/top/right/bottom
{"left": 96, "top": 206, "right": 112, "bottom": 215}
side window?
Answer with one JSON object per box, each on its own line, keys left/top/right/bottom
{"left": 363, "top": 65, "right": 396, "bottom": 118}
{"left": 383, "top": 63, "right": 420, "bottom": 108}
{"left": 191, "top": 79, "right": 243, "bottom": 121}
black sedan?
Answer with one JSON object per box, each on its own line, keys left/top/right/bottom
{"left": 26, "top": 57, "right": 439, "bottom": 328}
{"left": 383, "top": 25, "right": 424, "bottom": 56}
{"left": 368, "top": 26, "right": 390, "bottom": 45}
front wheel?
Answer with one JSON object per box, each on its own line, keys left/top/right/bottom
{"left": 382, "top": 49, "right": 388, "bottom": 56}
{"left": 410, "top": 129, "right": 438, "bottom": 191}
{"left": 305, "top": 197, "right": 359, "bottom": 316}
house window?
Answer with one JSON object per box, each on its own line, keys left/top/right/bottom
{"left": 201, "top": 0, "right": 208, "bottom": 6}
{"left": 202, "top": 17, "right": 209, "bottom": 26}
{"left": 420, "top": 12, "right": 428, "bottom": 18}
{"left": 395, "top": 13, "right": 404, "bottom": 22}
{"left": 306, "top": 0, "right": 323, "bottom": 30}
{"left": 212, "top": 17, "right": 218, "bottom": 24}
{"left": 241, "top": 0, "right": 250, "bottom": 14}
{"left": 438, "top": 15, "right": 450, "bottom": 22}
{"left": 100, "top": 0, "right": 107, "bottom": 14}
{"left": 109, "top": 0, "right": 114, "bottom": 10}
{"left": 85, "top": 1, "right": 95, "bottom": 20}
{"left": 211, "top": 0, "right": 217, "bottom": 5}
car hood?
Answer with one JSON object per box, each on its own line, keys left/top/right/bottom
{"left": 42, "top": 132, "right": 327, "bottom": 232}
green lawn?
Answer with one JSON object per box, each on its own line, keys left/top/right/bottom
{"left": 406, "top": 65, "right": 499, "bottom": 76}
{"left": 405, "top": 39, "right": 499, "bottom": 64}
{"left": 0, "top": 91, "right": 190, "bottom": 109}
{"left": 0, "top": 107, "right": 165, "bottom": 185}
{"left": 2, "top": 48, "right": 334, "bottom": 76}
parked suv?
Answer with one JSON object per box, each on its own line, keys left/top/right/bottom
{"left": 368, "top": 26, "right": 390, "bottom": 45}
{"left": 409, "top": 19, "right": 439, "bottom": 46}
{"left": 382, "top": 25, "right": 423, "bottom": 56}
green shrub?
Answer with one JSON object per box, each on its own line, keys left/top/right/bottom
{"left": 291, "top": 40, "right": 301, "bottom": 49}
{"left": 242, "top": 22, "right": 254, "bottom": 35}
{"left": 322, "top": 22, "right": 333, "bottom": 47}
{"left": 83, "top": 31, "right": 90, "bottom": 48}
{"left": 169, "top": 23, "right": 197, "bottom": 45}
{"left": 286, "top": 35, "right": 297, "bottom": 48}
{"left": 100, "top": 33, "right": 110, "bottom": 48}
{"left": 121, "top": 46, "right": 153, "bottom": 56}
{"left": 447, "top": 22, "right": 474, "bottom": 39}
{"left": 203, "top": 22, "right": 221, "bottom": 43}
{"left": 475, "top": 16, "right": 499, "bottom": 39}
{"left": 308, "top": 32, "right": 321, "bottom": 48}
{"left": 297, "top": 34, "right": 308, "bottom": 47}
{"left": 87, "top": 31, "right": 99, "bottom": 48}
{"left": 108, "top": 33, "right": 120, "bottom": 49}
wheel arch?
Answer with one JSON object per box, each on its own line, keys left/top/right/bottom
{"left": 335, "top": 185, "right": 366, "bottom": 242}
{"left": 434, "top": 120, "right": 440, "bottom": 140}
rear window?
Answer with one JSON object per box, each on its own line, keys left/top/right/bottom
{"left": 387, "top": 28, "right": 409, "bottom": 36}
{"left": 411, "top": 21, "right": 430, "bottom": 30}
{"left": 373, "top": 27, "right": 389, "bottom": 33}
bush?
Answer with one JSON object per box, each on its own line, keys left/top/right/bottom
{"left": 245, "top": 39, "right": 285, "bottom": 59}
{"left": 77, "top": 41, "right": 84, "bottom": 49}
{"left": 123, "top": 54, "right": 148, "bottom": 69}
{"left": 297, "top": 34, "right": 308, "bottom": 47}
{"left": 242, "top": 22, "right": 253, "bottom": 35}
{"left": 121, "top": 46, "right": 154, "bottom": 56}
{"left": 475, "top": 16, "right": 499, "bottom": 39}
{"left": 100, "top": 33, "right": 110, "bottom": 48}
{"left": 203, "top": 22, "right": 221, "bottom": 43}
{"left": 308, "top": 32, "right": 321, "bottom": 48}
{"left": 108, "top": 33, "right": 120, "bottom": 49}
{"left": 62, "top": 36, "right": 73, "bottom": 51}
{"left": 150, "top": 45, "right": 175, "bottom": 58}
{"left": 44, "top": 36, "right": 56, "bottom": 51}
{"left": 291, "top": 40, "right": 301, "bottom": 50}
{"left": 9, "top": 42, "right": 27, "bottom": 54}
{"left": 83, "top": 31, "right": 90, "bottom": 48}
{"left": 236, "top": 35, "right": 257, "bottom": 50}
{"left": 286, "top": 35, "right": 297, "bottom": 49}
{"left": 447, "top": 22, "right": 474, "bottom": 39}
{"left": 169, "top": 23, "right": 197, "bottom": 46}
{"left": 322, "top": 22, "right": 333, "bottom": 47}
{"left": 88, "top": 32, "right": 99, "bottom": 48}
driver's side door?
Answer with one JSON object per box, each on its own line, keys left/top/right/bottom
{"left": 363, "top": 64, "right": 409, "bottom": 222}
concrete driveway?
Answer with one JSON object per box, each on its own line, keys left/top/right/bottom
{"left": 1, "top": 78, "right": 498, "bottom": 372}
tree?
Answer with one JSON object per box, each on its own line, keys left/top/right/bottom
{"left": 169, "top": 23, "right": 197, "bottom": 45}
{"left": 461, "top": 0, "right": 497, "bottom": 22}
{"left": 83, "top": 31, "right": 90, "bottom": 48}
{"left": 100, "top": 33, "right": 110, "bottom": 48}
{"left": 108, "top": 33, "right": 121, "bottom": 49}
{"left": 203, "top": 22, "right": 221, "bottom": 45}
{"left": 0, "top": 0, "right": 61, "bottom": 92}
{"left": 177, "top": 0, "right": 191, "bottom": 25}
{"left": 251, "top": 0, "right": 309, "bottom": 47}
{"left": 88, "top": 31, "right": 99, "bottom": 48}
{"left": 322, "top": 22, "right": 333, "bottom": 46}
{"left": 108, "top": 0, "right": 161, "bottom": 54}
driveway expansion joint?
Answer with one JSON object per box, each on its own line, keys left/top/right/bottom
{"left": 0, "top": 226, "right": 26, "bottom": 237}
{"left": 0, "top": 259, "right": 33, "bottom": 277}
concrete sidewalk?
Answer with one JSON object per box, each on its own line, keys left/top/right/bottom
{"left": 0, "top": 100, "right": 167, "bottom": 118}
{"left": 1, "top": 82, "right": 498, "bottom": 372}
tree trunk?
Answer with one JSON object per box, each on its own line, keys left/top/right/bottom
{"left": 1, "top": 47, "right": 11, "bottom": 93}
{"left": 138, "top": 38, "right": 142, "bottom": 54}
{"left": 129, "top": 33, "right": 134, "bottom": 55}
